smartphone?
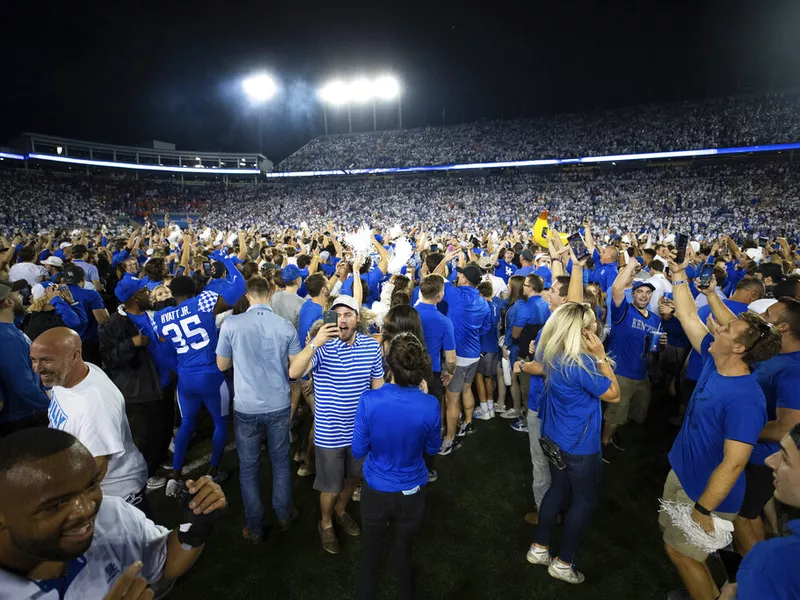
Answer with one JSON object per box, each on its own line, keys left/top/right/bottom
{"left": 674, "top": 233, "right": 689, "bottom": 264}
{"left": 759, "top": 236, "right": 769, "bottom": 248}
{"left": 174, "top": 265, "right": 186, "bottom": 277}
{"left": 202, "top": 261, "right": 211, "bottom": 276}
{"left": 567, "top": 232, "right": 590, "bottom": 261}
{"left": 697, "top": 263, "right": 715, "bottom": 289}
{"left": 322, "top": 310, "right": 338, "bottom": 325}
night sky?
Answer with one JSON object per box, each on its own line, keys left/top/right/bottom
{"left": 2, "top": 0, "right": 799, "bottom": 163}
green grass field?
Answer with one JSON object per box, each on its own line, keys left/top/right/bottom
{"left": 149, "top": 401, "right": 682, "bottom": 600}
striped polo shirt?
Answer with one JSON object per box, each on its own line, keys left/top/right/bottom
{"left": 311, "top": 333, "right": 384, "bottom": 448}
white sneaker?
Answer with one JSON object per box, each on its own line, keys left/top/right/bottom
{"left": 501, "top": 408, "right": 521, "bottom": 419}
{"left": 548, "top": 560, "right": 585, "bottom": 584}
{"left": 146, "top": 476, "right": 167, "bottom": 490}
{"left": 489, "top": 407, "right": 496, "bottom": 418}
{"left": 473, "top": 406, "right": 492, "bottom": 421}
{"left": 165, "top": 478, "right": 185, "bottom": 498}
{"left": 526, "top": 545, "right": 552, "bottom": 565}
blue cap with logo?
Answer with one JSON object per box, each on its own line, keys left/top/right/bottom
{"left": 281, "top": 264, "right": 302, "bottom": 284}
{"left": 115, "top": 274, "right": 147, "bottom": 303}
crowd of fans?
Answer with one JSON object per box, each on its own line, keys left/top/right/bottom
{"left": 0, "top": 200, "right": 799, "bottom": 598}
{"left": 2, "top": 160, "right": 799, "bottom": 242}
{"left": 276, "top": 90, "right": 800, "bottom": 171}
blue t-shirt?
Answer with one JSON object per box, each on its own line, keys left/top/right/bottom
{"left": 417, "top": 302, "right": 456, "bottom": 373}
{"left": 480, "top": 298, "right": 502, "bottom": 354}
{"left": 589, "top": 249, "right": 619, "bottom": 291}
{"left": 750, "top": 351, "right": 800, "bottom": 465}
{"left": 514, "top": 295, "right": 550, "bottom": 331}
{"left": 442, "top": 283, "right": 491, "bottom": 360}
{"left": 126, "top": 311, "right": 176, "bottom": 388}
{"left": 494, "top": 259, "right": 517, "bottom": 283}
{"left": 297, "top": 300, "right": 323, "bottom": 348}
{"left": 540, "top": 356, "right": 611, "bottom": 455}
{"left": 736, "top": 520, "right": 800, "bottom": 600}
{"left": 608, "top": 297, "right": 661, "bottom": 380}
{"left": 685, "top": 299, "right": 749, "bottom": 381}
{"left": 67, "top": 285, "right": 105, "bottom": 341}
{"left": 527, "top": 328, "right": 547, "bottom": 412}
{"left": 153, "top": 290, "right": 221, "bottom": 372}
{"left": 534, "top": 265, "right": 552, "bottom": 288}
{"left": 341, "top": 268, "right": 385, "bottom": 305}
{"left": 411, "top": 286, "right": 448, "bottom": 316}
{"left": 515, "top": 265, "right": 534, "bottom": 277}
{"left": 352, "top": 383, "right": 442, "bottom": 493}
{"left": 668, "top": 335, "right": 767, "bottom": 513}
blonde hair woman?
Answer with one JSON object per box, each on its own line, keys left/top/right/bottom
{"left": 525, "top": 302, "right": 620, "bottom": 585}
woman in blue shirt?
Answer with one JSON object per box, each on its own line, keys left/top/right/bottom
{"left": 352, "top": 332, "right": 442, "bottom": 600}
{"left": 720, "top": 423, "right": 800, "bottom": 599}
{"left": 526, "top": 302, "right": 620, "bottom": 585}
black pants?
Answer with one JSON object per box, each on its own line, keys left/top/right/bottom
{"left": 0, "top": 412, "right": 48, "bottom": 438}
{"left": 126, "top": 383, "right": 175, "bottom": 477}
{"left": 357, "top": 481, "right": 426, "bottom": 600}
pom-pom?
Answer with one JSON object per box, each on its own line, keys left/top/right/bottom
{"left": 388, "top": 237, "right": 413, "bottom": 274}
{"left": 658, "top": 500, "right": 734, "bottom": 554}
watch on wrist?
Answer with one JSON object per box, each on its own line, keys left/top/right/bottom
{"left": 694, "top": 501, "right": 711, "bottom": 516}
{"left": 309, "top": 341, "right": 318, "bottom": 350}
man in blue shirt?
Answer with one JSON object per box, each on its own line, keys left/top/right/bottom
{"left": 288, "top": 295, "right": 384, "bottom": 555}
{"left": 61, "top": 265, "right": 109, "bottom": 367}
{"left": 153, "top": 271, "right": 245, "bottom": 496}
{"left": 70, "top": 244, "right": 102, "bottom": 292}
{"left": 440, "top": 263, "right": 491, "bottom": 453}
{"left": 515, "top": 249, "right": 536, "bottom": 277}
{"left": 602, "top": 259, "right": 661, "bottom": 457}
{"left": 216, "top": 275, "right": 302, "bottom": 543}
{"left": 659, "top": 255, "right": 781, "bottom": 600}
{"left": 417, "top": 275, "right": 456, "bottom": 405}
{"left": 0, "top": 281, "right": 50, "bottom": 436}
{"left": 473, "top": 281, "right": 502, "bottom": 421}
{"left": 733, "top": 297, "right": 800, "bottom": 554}
{"left": 494, "top": 248, "right": 518, "bottom": 283}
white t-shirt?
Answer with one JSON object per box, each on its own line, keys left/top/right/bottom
{"left": 8, "top": 262, "right": 48, "bottom": 287}
{"left": 647, "top": 272, "right": 673, "bottom": 313}
{"left": 0, "top": 496, "right": 169, "bottom": 600}
{"left": 483, "top": 273, "right": 508, "bottom": 299}
{"left": 48, "top": 364, "right": 148, "bottom": 498}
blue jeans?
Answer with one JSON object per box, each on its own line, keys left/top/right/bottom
{"left": 234, "top": 407, "right": 292, "bottom": 535}
{"left": 534, "top": 451, "right": 602, "bottom": 564}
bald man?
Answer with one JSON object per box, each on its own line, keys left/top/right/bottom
{"left": 0, "top": 428, "right": 226, "bottom": 599}
{"left": 30, "top": 328, "right": 149, "bottom": 514}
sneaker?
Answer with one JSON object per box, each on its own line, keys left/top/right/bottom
{"left": 352, "top": 486, "right": 361, "bottom": 502}
{"left": 548, "top": 560, "right": 585, "bottom": 584}
{"left": 438, "top": 439, "right": 461, "bottom": 456}
{"left": 511, "top": 417, "right": 528, "bottom": 433}
{"left": 297, "top": 462, "right": 315, "bottom": 477}
{"left": 501, "top": 408, "right": 521, "bottom": 419}
{"left": 335, "top": 510, "right": 361, "bottom": 536}
{"left": 278, "top": 507, "right": 299, "bottom": 532}
{"left": 427, "top": 469, "right": 438, "bottom": 483}
{"left": 489, "top": 407, "right": 496, "bottom": 418}
{"left": 242, "top": 527, "right": 262, "bottom": 545}
{"left": 165, "top": 478, "right": 185, "bottom": 498}
{"left": 526, "top": 545, "right": 552, "bottom": 565}
{"left": 473, "top": 406, "right": 492, "bottom": 421}
{"left": 293, "top": 450, "right": 306, "bottom": 463}
{"left": 147, "top": 476, "right": 167, "bottom": 490}
{"left": 457, "top": 422, "right": 476, "bottom": 437}
{"left": 319, "top": 522, "right": 340, "bottom": 554}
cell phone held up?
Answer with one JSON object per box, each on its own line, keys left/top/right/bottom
{"left": 674, "top": 233, "right": 689, "bottom": 264}
{"left": 322, "top": 310, "right": 338, "bottom": 326}
{"left": 697, "top": 263, "right": 715, "bottom": 289}
{"left": 567, "top": 232, "right": 590, "bottom": 261}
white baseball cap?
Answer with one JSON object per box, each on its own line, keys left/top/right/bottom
{"left": 331, "top": 295, "right": 359, "bottom": 314}
{"left": 59, "top": 242, "right": 72, "bottom": 249}
{"left": 42, "top": 256, "right": 63, "bottom": 267}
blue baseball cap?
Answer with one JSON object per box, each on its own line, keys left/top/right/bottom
{"left": 632, "top": 280, "right": 656, "bottom": 292}
{"left": 115, "top": 274, "right": 147, "bottom": 303}
{"left": 281, "top": 264, "right": 302, "bottom": 284}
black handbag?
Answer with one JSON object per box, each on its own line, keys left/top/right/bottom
{"left": 538, "top": 386, "right": 592, "bottom": 471}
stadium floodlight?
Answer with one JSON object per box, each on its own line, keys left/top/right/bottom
{"left": 373, "top": 75, "right": 400, "bottom": 100}
{"left": 319, "top": 80, "right": 350, "bottom": 106}
{"left": 242, "top": 73, "right": 277, "bottom": 103}
{"left": 348, "top": 78, "right": 374, "bottom": 104}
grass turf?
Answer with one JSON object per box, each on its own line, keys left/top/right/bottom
{"left": 149, "top": 403, "right": 682, "bottom": 600}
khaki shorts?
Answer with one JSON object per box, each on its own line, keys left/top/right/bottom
{"left": 604, "top": 375, "right": 651, "bottom": 425}
{"left": 658, "top": 469, "right": 737, "bottom": 562}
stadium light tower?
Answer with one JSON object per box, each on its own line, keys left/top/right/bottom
{"left": 318, "top": 75, "right": 402, "bottom": 135}
{"left": 242, "top": 73, "right": 278, "bottom": 155}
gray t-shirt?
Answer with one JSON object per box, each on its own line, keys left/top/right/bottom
{"left": 270, "top": 290, "right": 306, "bottom": 331}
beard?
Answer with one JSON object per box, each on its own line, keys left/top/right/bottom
{"left": 8, "top": 525, "right": 93, "bottom": 563}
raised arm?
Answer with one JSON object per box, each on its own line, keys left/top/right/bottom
{"left": 668, "top": 255, "right": 709, "bottom": 353}
{"left": 567, "top": 248, "right": 585, "bottom": 304}
{"left": 611, "top": 256, "right": 637, "bottom": 308}
{"left": 583, "top": 220, "right": 596, "bottom": 255}
{"left": 373, "top": 236, "right": 389, "bottom": 275}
